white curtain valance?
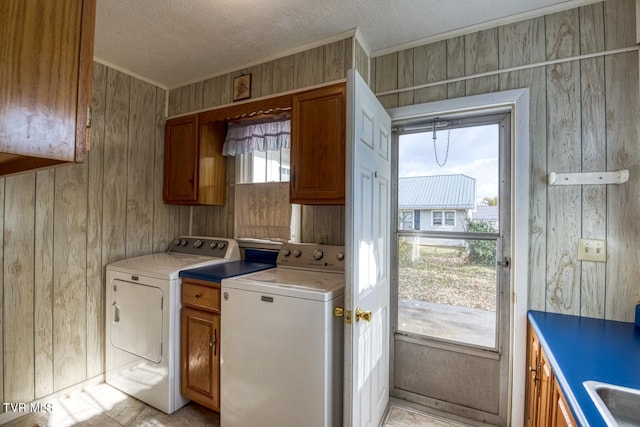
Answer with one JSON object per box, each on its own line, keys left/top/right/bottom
{"left": 223, "top": 118, "right": 290, "bottom": 156}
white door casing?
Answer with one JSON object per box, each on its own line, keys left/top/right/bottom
{"left": 345, "top": 69, "right": 392, "bottom": 427}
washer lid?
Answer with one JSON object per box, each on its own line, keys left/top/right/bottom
{"left": 107, "top": 253, "right": 231, "bottom": 279}
{"left": 221, "top": 267, "right": 345, "bottom": 301}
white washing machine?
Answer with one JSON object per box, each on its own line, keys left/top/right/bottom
{"left": 105, "top": 236, "right": 240, "bottom": 414}
{"left": 220, "top": 243, "right": 345, "bottom": 427}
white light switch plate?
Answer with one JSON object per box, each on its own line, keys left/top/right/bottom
{"left": 578, "top": 239, "right": 606, "bottom": 262}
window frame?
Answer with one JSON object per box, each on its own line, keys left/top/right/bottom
{"left": 431, "top": 210, "right": 456, "bottom": 227}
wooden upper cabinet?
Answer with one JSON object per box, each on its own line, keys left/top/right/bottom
{"left": 291, "top": 83, "right": 346, "bottom": 205}
{"left": 0, "top": 0, "right": 96, "bottom": 176}
{"left": 163, "top": 115, "right": 226, "bottom": 205}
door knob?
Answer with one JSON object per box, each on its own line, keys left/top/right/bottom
{"left": 355, "top": 307, "right": 372, "bottom": 322}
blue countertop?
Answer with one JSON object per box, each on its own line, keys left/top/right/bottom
{"left": 179, "top": 261, "right": 275, "bottom": 282}
{"left": 528, "top": 310, "right": 640, "bottom": 427}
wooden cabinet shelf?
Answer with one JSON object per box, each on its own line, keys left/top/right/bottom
{"left": 0, "top": 0, "right": 96, "bottom": 176}
{"left": 181, "top": 278, "right": 221, "bottom": 411}
{"left": 526, "top": 323, "right": 577, "bottom": 427}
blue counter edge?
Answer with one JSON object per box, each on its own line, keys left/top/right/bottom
{"left": 528, "top": 310, "right": 640, "bottom": 427}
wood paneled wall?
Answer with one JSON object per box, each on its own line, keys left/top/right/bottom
{"left": 0, "top": 62, "right": 171, "bottom": 409}
{"left": 371, "top": 0, "right": 639, "bottom": 322}
{"left": 167, "top": 38, "right": 353, "bottom": 245}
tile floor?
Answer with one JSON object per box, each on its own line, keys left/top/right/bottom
{"left": 2, "top": 383, "right": 476, "bottom": 427}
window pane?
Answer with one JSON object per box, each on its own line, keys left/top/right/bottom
{"left": 445, "top": 211, "right": 455, "bottom": 226}
{"left": 242, "top": 149, "right": 291, "bottom": 183}
{"left": 252, "top": 151, "right": 267, "bottom": 183}
{"left": 397, "top": 236, "right": 497, "bottom": 348}
{"left": 280, "top": 149, "right": 290, "bottom": 182}
{"left": 266, "top": 150, "right": 279, "bottom": 182}
{"left": 432, "top": 211, "right": 442, "bottom": 226}
{"left": 400, "top": 211, "right": 413, "bottom": 230}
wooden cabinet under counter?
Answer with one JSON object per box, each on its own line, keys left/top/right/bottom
{"left": 181, "top": 278, "right": 222, "bottom": 411}
{"left": 0, "top": 0, "right": 96, "bottom": 176}
{"left": 526, "top": 322, "right": 577, "bottom": 427}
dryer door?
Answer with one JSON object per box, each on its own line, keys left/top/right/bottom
{"left": 110, "top": 279, "right": 163, "bottom": 363}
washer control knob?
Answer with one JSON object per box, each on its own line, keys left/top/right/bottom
{"left": 293, "top": 249, "right": 302, "bottom": 257}
{"left": 193, "top": 240, "right": 203, "bottom": 248}
{"left": 336, "top": 251, "right": 345, "bottom": 261}
{"left": 209, "top": 242, "right": 216, "bottom": 248}
{"left": 282, "top": 249, "right": 291, "bottom": 257}
{"left": 313, "top": 249, "right": 324, "bottom": 260}
{"left": 217, "top": 242, "right": 226, "bottom": 249}
{"left": 180, "top": 239, "right": 188, "bottom": 246}
{"left": 174, "top": 239, "right": 181, "bottom": 246}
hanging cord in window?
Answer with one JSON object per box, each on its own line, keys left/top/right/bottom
{"left": 432, "top": 121, "right": 451, "bottom": 167}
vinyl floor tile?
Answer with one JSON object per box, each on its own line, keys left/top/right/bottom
{"left": 3, "top": 383, "right": 477, "bottom": 427}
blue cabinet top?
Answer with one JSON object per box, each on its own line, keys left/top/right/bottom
{"left": 528, "top": 310, "right": 640, "bottom": 427}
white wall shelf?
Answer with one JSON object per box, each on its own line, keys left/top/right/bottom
{"left": 548, "top": 170, "right": 629, "bottom": 186}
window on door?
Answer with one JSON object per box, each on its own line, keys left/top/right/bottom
{"left": 394, "top": 112, "right": 509, "bottom": 350}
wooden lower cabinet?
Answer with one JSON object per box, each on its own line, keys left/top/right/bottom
{"left": 552, "top": 380, "right": 577, "bottom": 427}
{"left": 526, "top": 323, "right": 577, "bottom": 427}
{"left": 181, "top": 279, "right": 221, "bottom": 411}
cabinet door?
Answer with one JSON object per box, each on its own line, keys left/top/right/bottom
{"left": 538, "top": 348, "right": 553, "bottom": 427}
{"left": 291, "top": 84, "right": 346, "bottom": 204}
{"left": 0, "top": 0, "right": 95, "bottom": 174}
{"left": 164, "top": 115, "right": 199, "bottom": 203}
{"left": 526, "top": 327, "right": 541, "bottom": 427}
{"left": 181, "top": 307, "right": 220, "bottom": 410}
{"left": 552, "top": 380, "right": 576, "bottom": 427}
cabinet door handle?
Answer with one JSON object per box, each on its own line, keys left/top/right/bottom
{"left": 212, "top": 329, "right": 218, "bottom": 356}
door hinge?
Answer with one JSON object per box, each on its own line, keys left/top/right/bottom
{"left": 86, "top": 106, "right": 92, "bottom": 128}
{"left": 497, "top": 257, "right": 511, "bottom": 269}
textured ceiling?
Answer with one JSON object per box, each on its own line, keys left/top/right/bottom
{"left": 94, "top": 0, "right": 595, "bottom": 88}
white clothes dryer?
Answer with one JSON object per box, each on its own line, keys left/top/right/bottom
{"left": 105, "top": 236, "right": 240, "bottom": 414}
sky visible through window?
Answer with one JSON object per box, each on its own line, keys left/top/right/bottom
{"left": 398, "top": 124, "right": 499, "bottom": 204}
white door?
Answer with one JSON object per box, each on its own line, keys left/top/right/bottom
{"left": 344, "top": 69, "right": 392, "bottom": 426}
{"left": 110, "top": 279, "right": 163, "bottom": 363}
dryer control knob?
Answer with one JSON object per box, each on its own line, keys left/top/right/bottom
{"left": 180, "top": 239, "right": 188, "bottom": 246}
{"left": 194, "top": 240, "right": 203, "bottom": 248}
{"left": 282, "top": 249, "right": 291, "bottom": 257}
{"left": 336, "top": 251, "right": 345, "bottom": 261}
{"left": 313, "top": 249, "right": 324, "bottom": 260}
{"left": 293, "top": 249, "right": 302, "bottom": 257}
{"left": 209, "top": 242, "right": 216, "bottom": 248}
{"left": 217, "top": 242, "right": 226, "bottom": 249}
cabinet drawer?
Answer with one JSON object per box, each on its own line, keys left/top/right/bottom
{"left": 182, "top": 281, "right": 221, "bottom": 311}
